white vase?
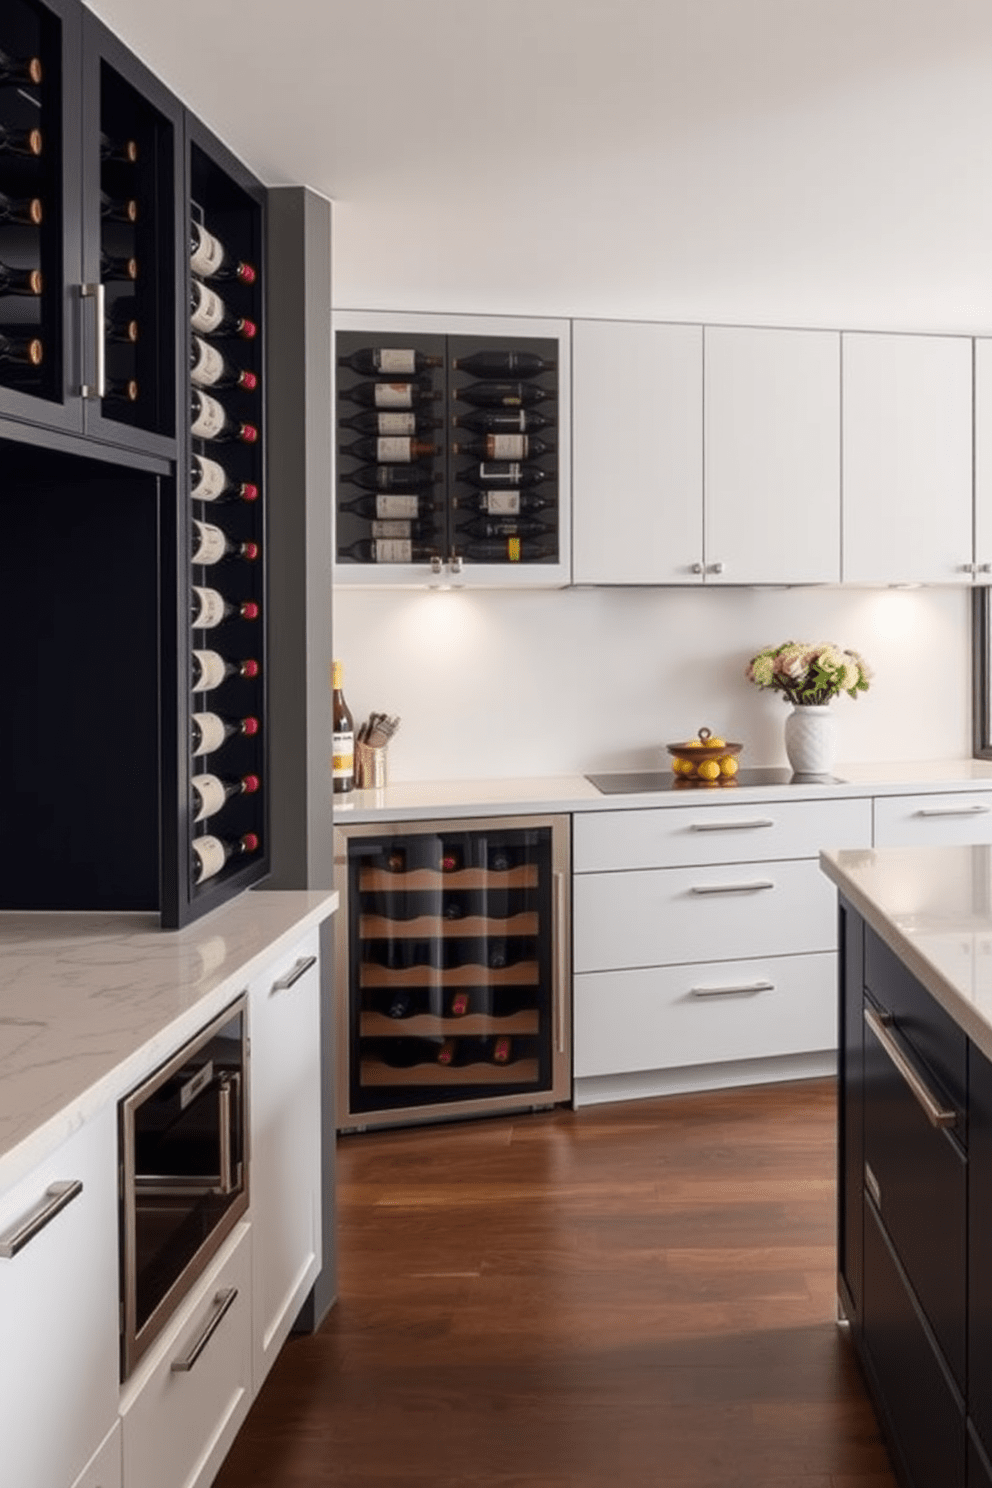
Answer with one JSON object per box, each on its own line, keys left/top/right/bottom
{"left": 783, "top": 703, "right": 836, "bottom": 776}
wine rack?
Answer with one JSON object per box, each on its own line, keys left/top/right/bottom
{"left": 334, "top": 816, "right": 571, "bottom": 1130}
{"left": 333, "top": 312, "right": 571, "bottom": 587}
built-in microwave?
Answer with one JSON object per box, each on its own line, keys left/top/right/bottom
{"left": 119, "top": 995, "right": 248, "bottom": 1378}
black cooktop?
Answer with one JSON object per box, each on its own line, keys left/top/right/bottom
{"left": 586, "top": 768, "right": 846, "bottom": 794}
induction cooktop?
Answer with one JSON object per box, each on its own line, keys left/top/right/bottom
{"left": 585, "top": 768, "right": 846, "bottom": 794}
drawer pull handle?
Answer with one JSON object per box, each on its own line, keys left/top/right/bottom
{"left": 863, "top": 1006, "right": 957, "bottom": 1130}
{"left": 171, "top": 1286, "right": 238, "bottom": 1372}
{"left": 690, "top": 979, "right": 775, "bottom": 998}
{"left": 688, "top": 818, "right": 775, "bottom": 832}
{"left": 271, "top": 954, "right": 317, "bottom": 993}
{"left": 689, "top": 880, "right": 775, "bottom": 896}
{"left": 913, "top": 804, "right": 992, "bottom": 817}
{"left": 0, "top": 1179, "right": 83, "bottom": 1259}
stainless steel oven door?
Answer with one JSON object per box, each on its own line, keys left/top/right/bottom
{"left": 120, "top": 994, "right": 249, "bottom": 1377}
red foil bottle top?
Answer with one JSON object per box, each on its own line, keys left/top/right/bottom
{"left": 243, "top": 541, "right": 260, "bottom": 561}
{"left": 237, "top": 263, "right": 257, "bottom": 285}
{"left": 241, "top": 423, "right": 259, "bottom": 443}
{"left": 242, "top": 774, "right": 261, "bottom": 795}
{"left": 239, "top": 318, "right": 258, "bottom": 340}
{"left": 242, "top": 716, "right": 260, "bottom": 736}
{"left": 241, "top": 658, "right": 260, "bottom": 678}
{"left": 242, "top": 832, "right": 260, "bottom": 852}
{"left": 240, "top": 370, "right": 258, "bottom": 391}
{"left": 241, "top": 482, "right": 260, "bottom": 502}
{"left": 240, "top": 601, "right": 260, "bottom": 620}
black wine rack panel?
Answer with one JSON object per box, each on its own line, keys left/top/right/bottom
{"left": 335, "top": 331, "right": 560, "bottom": 569}
{"left": 346, "top": 826, "right": 554, "bottom": 1117}
{"left": 0, "top": 0, "right": 61, "bottom": 402}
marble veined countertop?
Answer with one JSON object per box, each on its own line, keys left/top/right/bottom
{"left": 0, "top": 888, "right": 337, "bottom": 1192}
{"left": 821, "top": 844, "right": 992, "bottom": 1062}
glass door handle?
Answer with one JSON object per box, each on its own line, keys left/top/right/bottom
{"left": 554, "top": 870, "right": 567, "bottom": 1054}
{"left": 80, "top": 282, "right": 105, "bottom": 399}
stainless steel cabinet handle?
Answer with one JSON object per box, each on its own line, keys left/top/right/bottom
{"left": 914, "top": 804, "right": 991, "bottom": 817}
{"left": 691, "top": 561, "right": 704, "bottom": 574}
{"left": 863, "top": 1005, "right": 957, "bottom": 1129}
{"left": 689, "top": 880, "right": 774, "bottom": 895}
{"left": 553, "top": 871, "right": 567, "bottom": 1054}
{"left": 707, "top": 561, "right": 725, "bottom": 575}
{"left": 689, "top": 818, "right": 774, "bottom": 832}
{"left": 216, "top": 1072, "right": 242, "bottom": 1197}
{"left": 271, "top": 954, "right": 317, "bottom": 993}
{"left": 0, "top": 1179, "right": 83, "bottom": 1259}
{"left": 980, "top": 563, "right": 992, "bottom": 575}
{"left": 170, "top": 1287, "right": 238, "bottom": 1373}
{"left": 80, "top": 282, "right": 105, "bottom": 399}
{"left": 690, "top": 979, "right": 775, "bottom": 998}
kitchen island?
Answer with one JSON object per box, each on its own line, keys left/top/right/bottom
{"left": 820, "top": 844, "right": 992, "bottom": 1488}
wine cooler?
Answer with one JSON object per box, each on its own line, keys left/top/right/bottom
{"left": 334, "top": 816, "right": 571, "bottom": 1130}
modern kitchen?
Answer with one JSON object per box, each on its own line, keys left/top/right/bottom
{"left": 4, "top": 3, "right": 992, "bottom": 1487}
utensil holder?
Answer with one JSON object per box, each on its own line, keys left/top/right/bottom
{"left": 356, "top": 741, "right": 388, "bottom": 789}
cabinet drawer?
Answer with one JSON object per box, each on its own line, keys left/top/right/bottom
{"left": 865, "top": 927, "right": 968, "bottom": 1118}
{"left": 873, "top": 792, "right": 992, "bottom": 847}
{"left": 71, "top": 1422, "right": 122, "bottom": 1488}
{"left": 574, "top": 951, "right": 836, "bottom": 1077}
{"left": 573, "top": 796, "right": 870, "bottom": 872}
{"left": 573, "top": 857, "right": 836, "bottom": 972}
{"left": 121, "top": 1223, "right": 252, "bottom": 1488}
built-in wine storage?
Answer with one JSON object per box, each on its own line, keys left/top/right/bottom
{"left": 335, "top": 816, "right": 571, "bottom": 1130}
{"left": 333, "top": 311, "right": 571, "bottom": 587}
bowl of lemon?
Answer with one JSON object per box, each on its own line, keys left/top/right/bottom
{"left": 667, "top": 727, "right": 743, "bottom": 785}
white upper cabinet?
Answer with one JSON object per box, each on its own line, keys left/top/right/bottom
{"left": 703, "top": 326, "right": 841, "bottom": 585}
{"left": 842, "top": 332, "right": 974, "bottom": 585}
{"left": 974, "top": 339, "right": 992, "bottom": 580}
{"left": 572, "top": 319, "right": 703, "bottom": 584}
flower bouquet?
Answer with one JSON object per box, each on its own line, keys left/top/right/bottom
{"left": 746, "top": 641, "right": 871, "bottom": 706}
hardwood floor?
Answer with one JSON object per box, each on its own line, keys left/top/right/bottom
{"left": 215, "top": 1078, "right": 895, "bottom": 1487}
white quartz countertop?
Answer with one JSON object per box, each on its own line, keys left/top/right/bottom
{"left": 333, "top": 759, "right": 992, "bottom": 823}
{"left": 820, "top": 844, "right": 992, "bottom": 1062}
{"left": 0, "top": 888, "right": 338, "bottom": 1191}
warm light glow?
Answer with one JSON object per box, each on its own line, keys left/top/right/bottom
{"left": 386, "top": 588, "right": 489, "bottom": 661}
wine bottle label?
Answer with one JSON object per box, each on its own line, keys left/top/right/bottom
{"left": 487, "top": 434, "right": 526, "bottom": 460}
{"left": 373, "top": 539, "right": 413, "bottom": 563}
{"left": 477, "top": 462, "right": 522, "bottom": 485}
{"left": 483, "top": 491, "right": 521, "bottom": 515}
{"left": 192, "top": 520, "right": 227, "bottom": 565}
{"left": 192, "top": 585, "right": 225, "bottom": 628}
{"left": 375, "top": 436, "right": 413, "bottom": 462}
{"left": 190, "top": 283, "right": 225, "bottom": 334}
{"left": 371, "top": 519, "right": 412, "bottom": 539}
{"left": 373, "top": 382, "right": 414, "bottom": 409}
{"left": 332, "top": 729, "right": 355, "bottom": 779}
{"left": 374, "top": 494, "right": 419, "bottom": 519}
{"left": 377, "top": 412, "right": 416, "bottom": 436}
{"left": 192, "top": 712, "right": 227, "bottom": 756}
{"left": 191, "top": 391, "right": 226, "bottom": 439}
{"left": 508, "top": 538, "right": 521, "bottom": 562}
{"left": 376, "top": 349, "right": 417, "bottom": 374}
{"left": 191, "top": 773, "right": 227, "bottom": 822}
{"left": 190, "top": 338, "right": 225, "bottom": 387}
{"left": 192, "top": 835, "right": 227, "bottom": 881}
{"left": 192, "top": 454, "right": 227, "bottom": 501}
{"left": 191, "top": 227, "right": 225, "bottom": 278}
{"left": 192, "top": 649, "right": 226, "bottom": 691}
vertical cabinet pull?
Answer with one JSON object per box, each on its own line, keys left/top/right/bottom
{"left": 554, "top": 870, "right": 567, "bottom": 1054}
{"left": 80, "top": 282, "right": 106, "bottom": 399}
{"left": 0, "top": 1179, "right": 84, "bottom": 1259}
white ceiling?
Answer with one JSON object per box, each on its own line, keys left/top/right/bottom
{"left": 84, "top": 0, "right": 992, "bottom": 329}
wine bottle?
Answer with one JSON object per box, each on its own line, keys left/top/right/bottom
{"left": 0, "top": 125, "right": 42, "bottom": 158}
{"left": 0, "top": 48, "right": 42, "bottom": 86}
{"left": 332, "top": 660, "right": 355, "bottom": 794}
{"left": 0, "top": 332, "right": 42, "bottom": 366}
{"left": 436, "top": 1037, "right": 458, "bottom": 1067}
{"left": 191, "top": 518, "right": 259, "bottom": 565}
{"left": 190, "top": 280, "right": 257, "bottom": 339}
{"left": 339, "top": 435, "right": 436, "bottom": 463}
{"left": 100, "top": 133, "right": 138, "bottom": 164}
{"left": 451, "top": 408, "right": 551, "bottom": 434}
{"left": 367, "top": 519, "right": 433, "bottom": 542}
{"left": 339, "top": 492, "right": 436, "bottom": 521}
{"left": 191, "top": 388, "right": 258, "bottom": 444}
{"left": 339, "top": 465, "right": 440, "bottom": 493}
{"left": 0, "top": 262, "right": 41, "bottom": 296}
{"left": 191, "top": 711, "right": 260, "bottom": 756}
{"left": 338, "top": 408, "right": 442, "bottom": 436}
{"left": 100, "top": 250, "right": 137, "bottom": 282}
{"left": 190, "top": 222, "right": 257, "bottom": 285}
{"left": 190, "top": 453, "right": 259, "bottom": 504}
{"left": 191, "top": 584, "right": 260, "bottom": 628}
{"left": 457, "top": 538, "right": 556, "bottom": 564}
{"left": 490, "top": 1035, "right": 513, "bottom": 1065}
{"left": 452, "top": 381, "right": 551, "bottom": 409}
{"left": 339, "top": 538, "right": 441, "bottom": 564}
{"left": 100, "top": 191, "right": 137, "bottom": 223}
{"left": 0, "top": 193, "right": 42, "bottom": 226}
{"left": 339, "top": 347, "right": 442, "bottom": 375}
{"left": 338, "top": 381, "right": 439, "bottom": 409}
{"left": 191, "top": 649, "right": 260, "bottom": 692}
{"left": 449, "top": 991, "right": 470, "bottom": 1017}
{"left": 192, "top": 830, "right": 260, "bottom": 884}
{"left": 190, "top": 335, "right": 258, "bottom": 391}
{"left": 452, "top": 434, "right": 550, "bottom": 461}
{"left": 487, "top": 844, "right": 527, "bottom": 871}
{"left": 456, "top": 489, "right": 553, "bottom": 517}
{"left": 386, "top": 989, "right": 414, "bottom": 1020}
{"left": 457, "top": 461, "right": 550, "bottom": 489}
{"left": 191, "top": 770, "right": 260, "bottom": 822}
{"left": 103, "top": 377, "right": 138, "bottom": 403}
{"left": 374, "top": 1037, "right": 443, "bottom": 1069}
{"left": 460, "top": 516, "right": 555, "bottom": 541}
{"left": 105, "top": 305, "right": 138, "bottom": 343}
{"left": 453, "top": 350, "right": 555, "bottom": 378}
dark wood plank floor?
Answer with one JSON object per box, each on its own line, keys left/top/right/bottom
{"left": 215, "top": 1078, "right": 895, "bottom": 1487}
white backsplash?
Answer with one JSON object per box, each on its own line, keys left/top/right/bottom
{"left": 333, "top": 583, "right": 971, "bottom": 782}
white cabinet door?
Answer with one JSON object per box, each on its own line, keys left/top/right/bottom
{"left": 249, "top": 928, "right": 322, "bottom": 1387}
{"left": 704, "top": 326, "right": 841, "bottom": 584}
{"left": 572, "top": 319, "right": 703, "bottom": 584}
{"left": 873, "top": 792, "right": 992, "bottom": 847}
{"left": 842, "top": 332, "right": 973, "bottom": 585}
{"left": 975, "top": 339, "right": 992, "bottom": 579}
{"left": 0, "top": 1106, "right": 119, "bottom": 1488}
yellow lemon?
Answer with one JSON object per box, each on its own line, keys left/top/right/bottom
{"left": 684, "top": 740, "right": 703, "bottom": 749}
{"left": 719, "top": 755, "right": 739, "bottom": 777}
{"left": 697, "top": 760, "right": 720, "bottom": 781}
{"left": 707, "top": 737, "right": 726, "bottom": 749}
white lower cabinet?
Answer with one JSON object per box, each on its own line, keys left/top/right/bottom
{"left": 0, "top": 1104, "right": 119, "bottom": 1488}
{"left": 120, "top": 1223, "right": 253, "bottom": 1488}
{"left": 873, "top": 791, "right": 992, "bottom": 847}
{"left": 249, "top": 928, "right": 322, "bottom": 1387}
{"left": 71, "top": 1423, "right": 122, "bottom": 1488}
